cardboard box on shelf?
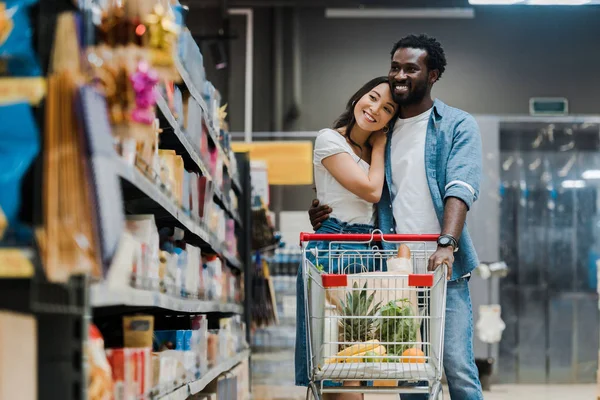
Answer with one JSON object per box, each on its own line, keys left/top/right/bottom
{"left": 123, "top": 315, "right": 154, "bottom": 348}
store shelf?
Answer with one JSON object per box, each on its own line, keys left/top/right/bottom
{"left": 150, "top": 349, "right": 250, "bottom": 399}
{"left": 157, "top": 385, "right": 187, "bottom": 400}
{"left": 231, "top": 175, "right": 243, "bottom": 195}
{"left": 213, "top": 188, "right": 242, "bottom": 227}
{"left": 114, "top": 157, "right": 242, "bottom": 270}
{"left": 115, "top": 157, "right": 212, "bottom": 244}
{"left": 187, "top": 349, "right": 250, "bottom": 395}
{"left": 155, "top": 93, "right": 242, "bottom": 228}
{"left": 91, "top": 284, "right": 244, "bottom": 314}
{"left": 174, "top": 58, "right": 230, "bottom": 170}
{"left": 223, "top": 251, "right": 242, "bottom": 270}
{"left": 155, "top": 93, "right": 211, "bottom": 178}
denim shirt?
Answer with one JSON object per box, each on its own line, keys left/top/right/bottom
{"left": 377, "top": 99, "right": 482, "bottom": 281}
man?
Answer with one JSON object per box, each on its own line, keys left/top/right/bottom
{"left": 308, "top": 34, "right": 484, "bottom": 400}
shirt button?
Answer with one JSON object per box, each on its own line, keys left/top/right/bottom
{"left": 390, "top": 228, "right": 394, "bottom": 232}
{"left": 389, "top": 205, "right": 392, "bottom": 208}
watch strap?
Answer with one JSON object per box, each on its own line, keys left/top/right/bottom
{"left": 438, "top": 234, "right": 459, "bottom": 252}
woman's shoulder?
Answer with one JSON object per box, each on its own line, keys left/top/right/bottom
{"left": 315, "top": 128, "right": 347, "bottom": 147}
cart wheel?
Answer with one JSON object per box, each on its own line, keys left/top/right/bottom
{"left": 306, "top": 382, "right": 321, "bottom": 400}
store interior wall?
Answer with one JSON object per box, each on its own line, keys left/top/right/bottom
{"left": 294, "top": 6, "right": 600, "bottom": 130}
{"left": 225, "top": 6, "right": 600, "bottom": 134}
{"left": 222, "top": 5, "right": 600, "bottom": 215}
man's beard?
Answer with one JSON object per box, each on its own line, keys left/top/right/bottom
{"left": 392, "top": 79, "right": 428, "bottom": 107}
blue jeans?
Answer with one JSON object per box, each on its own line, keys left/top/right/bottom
{"left": 401, "top": 277, "right": 483, "bottom": 400}
{"left": 295, "top": 218, "right": 375, "bottom": 387}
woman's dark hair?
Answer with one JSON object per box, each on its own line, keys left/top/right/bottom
{"left": 333, "top": 76, "right": 391, "bottom": 159}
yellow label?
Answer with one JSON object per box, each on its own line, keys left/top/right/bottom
{"left": 0, "top": 78, "right": 47, "bottom": 106}
{"left": 231, "top": 141, "right": 313, "bottom": 185}
{"left": 0, "top": 249, "right": 35, "bottom": 278}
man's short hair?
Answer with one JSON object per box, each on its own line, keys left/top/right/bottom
{"left": 391, "top": 34, "right": 447, "bottom": 80}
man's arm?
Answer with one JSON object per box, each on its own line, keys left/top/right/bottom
{"left": 428, "top": 115, "right": 482, "bottom": 279}
{"left": 308, "top": 199, "right": 332, "bottom": 231}
{"left": 427, "top": 197, "right": 467, "bottom": 278}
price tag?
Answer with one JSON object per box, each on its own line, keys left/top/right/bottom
{"left": 0, "top": 249, "right": 34, "bottom": 278}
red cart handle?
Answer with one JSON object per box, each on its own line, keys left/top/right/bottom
{"left": 299, "top": 232, "right": 440, "bottom": 243}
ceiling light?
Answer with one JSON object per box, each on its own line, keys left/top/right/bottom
{"left": 562, "top": 180, "right": 586, "bottom": 189}
{"left": 582, "top": 170, "right": 600, "bottom": 179}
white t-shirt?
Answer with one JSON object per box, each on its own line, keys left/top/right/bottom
{"left": 313, "top": 129, "right": 375, "bottom": 226}
{"left": 390, "top": 108, "right": 441, "bottom": 234}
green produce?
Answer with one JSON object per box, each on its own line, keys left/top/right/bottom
{"left": 339, "top": 282, "right": 382, "bottom": 348}
{"left": 375, "top": 299, "right": 418, "bottom": 359}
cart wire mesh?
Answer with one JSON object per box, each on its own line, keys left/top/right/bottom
{"left": 300, "top": 232, "right": 447, "bottom": 395}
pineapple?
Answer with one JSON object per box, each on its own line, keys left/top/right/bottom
{"left": 339, "top": 282, "right": 381, "bottom": 349}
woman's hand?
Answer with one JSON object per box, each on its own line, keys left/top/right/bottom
{"left": 369, "top": 130, "right": 388, "bottom": 147}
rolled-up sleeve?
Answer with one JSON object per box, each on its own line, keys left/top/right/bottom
{"left": 444, "top": 115, "right": 482, "bottom": 210}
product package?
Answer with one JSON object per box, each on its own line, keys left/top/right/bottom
{"left": 123, "top": 315, "right": 154, "bottom": 348}
{"left": 106, "top": 347, "right": 152, "bottom": 400}
{"left": 153, "top": 330, "right": 195, "bottom": 375}
{"left": 153, "top": 330, "right": 192, "bottom": 352}
{"left": 87, "top": 324, "right": 113, "bottom": 400}
{"left": 191, "top": 315, "right": 208, "bottom": 376}
{"left": 151, "top": 352, "right": 180, "bottom": 391}
{"left": 0, "top": 0, "right": 42, "bottom": 76}
{"left": 0, "top": 102, "right": 40, "bottom": 228}
{"left": 184, "top": 244, "right": 201, "bottom": 298}
{"left": 125, "top": 215, "right": 160, "bottom": 289}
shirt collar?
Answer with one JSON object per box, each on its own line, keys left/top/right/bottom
{"left": 432, "top": 98, "right": 446, "bottom": 120}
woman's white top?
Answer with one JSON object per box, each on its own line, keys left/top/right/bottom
{"left": 313, "top": 129, "right": 376, "bottom": 226}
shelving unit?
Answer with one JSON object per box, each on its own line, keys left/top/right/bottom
{"left": 0, "top": 2, "right": 254, "bottom": 399}
{"left": 155, "top": 92, "right": 243, "bottom": 228}
{"left": 151, "top": 349, "right": 250, "bottom": 400}
{"left": 115, "top": 156, "right": 243, "bottom": 270}
{"left": 174, "top": 59, "right": 230, "bottom": 170}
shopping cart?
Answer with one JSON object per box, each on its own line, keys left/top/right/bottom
{"left": 299, "top": 232, "right": 447, "bottom": 399}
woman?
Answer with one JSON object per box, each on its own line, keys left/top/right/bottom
{"left": 295, "top": 76, "right": 398, "bottom": 399}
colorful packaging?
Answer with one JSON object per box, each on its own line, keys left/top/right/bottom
{"left": 0, "top": 0, "right": 41, "bottom": 76}
{"left": 105, "top": 347, "right": 151, "bottom": 400}
{"left": 153, "top": 330, "right": 192, "bottom": 351}
{"left": 0, "top": 103, "right": 40, "bottom": 229}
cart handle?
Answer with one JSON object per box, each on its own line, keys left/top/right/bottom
{"left": 299, "top": 232, "right": 440, "bottom": 243}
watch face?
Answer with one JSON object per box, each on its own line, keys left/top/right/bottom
{"left": 439, "top": 237, "right": 451, "bottom": 246}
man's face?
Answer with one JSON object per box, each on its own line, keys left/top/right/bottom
{"left": 388, "top": 47, "right": 436, "bottom": 106}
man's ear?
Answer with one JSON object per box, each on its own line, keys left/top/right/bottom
{"left": 429, "top": 69, "right": 439, "bottom": 85}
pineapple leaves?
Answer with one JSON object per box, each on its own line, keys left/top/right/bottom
{"left": 339, "top": 282, "right": 382, "bottom": 347}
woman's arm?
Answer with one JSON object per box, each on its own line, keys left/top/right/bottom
{"left": 321, "top": 135, "right": 386, "bottom": 204}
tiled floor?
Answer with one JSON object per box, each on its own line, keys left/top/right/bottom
{"left": 252, "top": 384, "right": 596, "bottom": 400}
{"left": 251, "top": 349, "right": 597, "bottom": 400}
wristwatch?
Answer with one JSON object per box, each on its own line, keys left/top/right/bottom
{"left": 437, "top": 234, "right": 459, "bottom": 253}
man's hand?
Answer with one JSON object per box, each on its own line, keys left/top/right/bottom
{"left": 308, "top": 199, "right": 332, "bottom": 231}
{"left": 428, "top": 246, "right": 454, "bottom": 279}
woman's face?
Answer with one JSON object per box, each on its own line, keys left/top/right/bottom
{"left": 353, "top": 83, "right": 397, "bottom": 132}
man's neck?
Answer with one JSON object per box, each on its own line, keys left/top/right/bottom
{"left": 399, "top": 97, "right": 434, "bottom": 119}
